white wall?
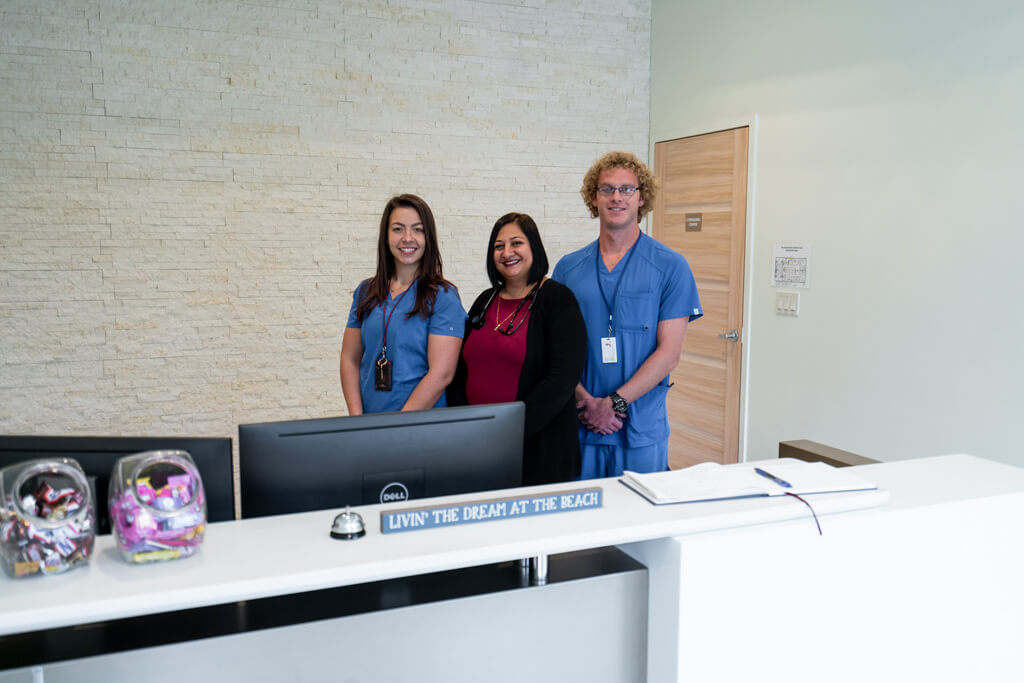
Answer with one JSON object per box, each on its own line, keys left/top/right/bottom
{"left": 651, "top": 1, "right": 1024, "bottom": 465}
{"left": 0, "top": 1, "right": 650, "bottom": 440}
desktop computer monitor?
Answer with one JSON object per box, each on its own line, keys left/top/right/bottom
{"left": 0, "top": 435, "right": 236, "bottom": 534}
{"left": 237, "top": 402, "right": 524, "bottom": 518}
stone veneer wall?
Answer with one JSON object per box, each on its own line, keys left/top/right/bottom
{"left": 0, "top": 0, "right": 650, "bottom": 461}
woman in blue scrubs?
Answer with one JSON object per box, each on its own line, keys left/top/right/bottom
{"left": 340, "top": 194, "right": 465, "bottom": 414}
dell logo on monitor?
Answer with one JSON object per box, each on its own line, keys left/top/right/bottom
{"left": 380, "top": 482, "right": 409, "bottom": 504}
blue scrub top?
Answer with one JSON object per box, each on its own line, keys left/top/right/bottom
{"left": 346, "top": 280, "right": 466, "bottom": 413}
{"left": 552, "top": 234, "right": 702, "bottom": 448}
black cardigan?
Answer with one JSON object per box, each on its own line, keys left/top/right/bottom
{"left": 447, "top": 279, "right": 587, "bottom": 485}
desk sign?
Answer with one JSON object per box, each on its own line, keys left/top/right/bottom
{"left": 379, "top": 486, "right": 603, "bottom": 534}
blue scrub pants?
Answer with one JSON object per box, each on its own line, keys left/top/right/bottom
{"left": 579, "top": 441, "right": 669, "bottom": 479}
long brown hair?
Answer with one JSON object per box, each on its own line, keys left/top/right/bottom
{"left": 354, "top": 194, "right": 454, "bottom": 322}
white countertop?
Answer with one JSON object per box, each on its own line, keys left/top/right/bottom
{"left": 2, "top": 454, "right": 1018, "bottom": 636}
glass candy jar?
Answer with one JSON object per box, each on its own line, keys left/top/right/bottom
{"left": 109, "top": 450, "right": 207, "bottom": 563}
{"left": 0, "top": 458, "right": 96, "bottom": 578}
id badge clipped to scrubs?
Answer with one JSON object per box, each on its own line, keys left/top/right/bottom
{"left": 374, "top": 353, "right": 393, "bottom": 391}
{"left": 601, "top": 336, "right": 618, "bottom": 364}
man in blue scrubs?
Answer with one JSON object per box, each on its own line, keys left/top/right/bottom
{"left": 552, "top": 151, "right": 702, "bottom": 478}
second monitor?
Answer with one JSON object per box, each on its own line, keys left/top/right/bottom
{"left": 238, "top": 402, "right": 524, "bottom": 518}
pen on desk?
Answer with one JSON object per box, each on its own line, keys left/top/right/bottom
{"left": 754, "top": 467, "right": 792, "bottom": 489}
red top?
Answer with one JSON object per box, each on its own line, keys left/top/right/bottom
{"left": 463, "top": 295, "right": 532, "bottom": 405}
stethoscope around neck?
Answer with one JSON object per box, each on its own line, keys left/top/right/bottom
{"left": 470, "top": 281, "right": 542, "bottom": 330}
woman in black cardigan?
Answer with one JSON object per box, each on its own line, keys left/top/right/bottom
{"left": 447, "top": 213, "right": 587, "bottom": 485}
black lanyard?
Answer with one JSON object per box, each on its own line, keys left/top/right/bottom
{"left": 493, "top": 281, "right": 542, "bottom": 335}
{"left": 379, "top": 283, "right": 412, "bottom": 361}
{"left": 595, "top": 233, "right": 641, "bottom": 337}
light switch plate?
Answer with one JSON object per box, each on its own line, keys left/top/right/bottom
{"left": 775, "top": 291, "right": 800, "bottom": 315}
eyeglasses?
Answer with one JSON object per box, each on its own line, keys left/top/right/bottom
{"left": 595, "top": 185, "right": 639, "bottom": 197}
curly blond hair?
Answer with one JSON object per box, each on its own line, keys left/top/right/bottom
{"left": 580, "top": 151, "right": 658, "bottom": 222}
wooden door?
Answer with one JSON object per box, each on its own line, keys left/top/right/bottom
{"left": 653, "top": 127, "right": 748, "bottom": 468}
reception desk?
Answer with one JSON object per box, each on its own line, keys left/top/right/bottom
{"left": 2, "top": 454, "right": 1022, "bottom": 682}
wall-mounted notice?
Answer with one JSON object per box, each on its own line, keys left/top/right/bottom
{"left": 772, "top": 243, "right": 811, "bottom": 288}
{"left": 380, "top": 486, "right": 603, "bottom": 534}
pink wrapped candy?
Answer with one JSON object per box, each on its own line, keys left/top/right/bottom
{"left": 108, "top": 450, "right": 206, "bottom": 564}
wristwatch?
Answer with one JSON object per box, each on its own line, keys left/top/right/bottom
{"left": 609, "top": 392, "right": 628, "bottom": 417}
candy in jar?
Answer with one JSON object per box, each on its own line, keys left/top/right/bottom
{"left": 108, "top": 450, "right": 207, "bottom": 564}
{"left": 0, "top": 458, "right": 96, "bottom": 578}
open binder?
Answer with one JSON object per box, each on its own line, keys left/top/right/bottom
{"left": 620, "top": 458, "right": 877, "bottom": 505}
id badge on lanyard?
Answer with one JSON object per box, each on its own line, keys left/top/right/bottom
{"left": 597, "top": 235, "right": 641, "bottom": 365}
{"left": 375, "top": 284, "right": 411, "bottom": 391}
{"left": 375, "top": 353, "right": 393, "bottom": 391}
{"left": 601, "top": 336, "right": 618, "bottom": 364}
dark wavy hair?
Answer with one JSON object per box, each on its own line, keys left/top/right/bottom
{"left": 580, "top": 150, "right": 658, "bottom": 222}
{"left": 354, "top": 194, "right": 454, "bottom": 322}
{"left": 485, "top": 212, "right": 549, "bottom": 289}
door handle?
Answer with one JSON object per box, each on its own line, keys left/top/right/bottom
{"left": 718, "top": 330, "right": 739, "bottom": 342}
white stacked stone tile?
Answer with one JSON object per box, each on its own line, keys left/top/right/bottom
{"left": 0, "top": 1, "right": 651, "bottom": 506}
